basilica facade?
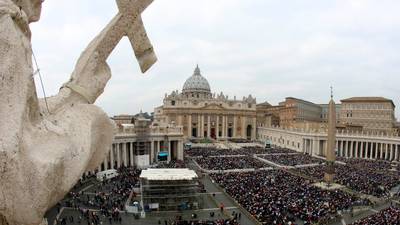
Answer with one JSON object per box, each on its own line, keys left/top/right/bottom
{"left": 154, "top": 65, "right": 257, "bottom": 140}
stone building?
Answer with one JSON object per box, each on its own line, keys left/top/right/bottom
{"left": 319, "top": 104, "right": 342, "bottom": 123}
{"left": 154, "top": 65, "right": 257, "bottom": 140}
{"left": 340, "top": 97, "right": 396, "bottom": 134}
{"left": 96, "top": 113, "right": 184, "bottom": 171}
{"left": 256, "top": 101, "right": 282, "bottom": 127}
{"left": 277, "top": 97, "right": 323, "bottom": 129}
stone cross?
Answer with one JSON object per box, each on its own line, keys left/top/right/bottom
{"left": 80, "top": 0, "right": 157, "bottom": 73}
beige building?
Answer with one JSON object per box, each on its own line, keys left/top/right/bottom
{"left": 154, "top": 65, "right": 257, "bottom": 140}
{"left": 97, "top": 114, "right": 184, "bottom": 171}
{"left": 340, "top": 97, "right": 396, "bottom": 134}
{"left": 277, "top": 97, "right": 323, "bottom": 129}
{"left": 256, "top": 101, "right": 282, "bottom": 127}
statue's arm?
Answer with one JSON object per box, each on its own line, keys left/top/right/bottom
{"left": 43, "top": 16, "right": 124, "bottom": 114}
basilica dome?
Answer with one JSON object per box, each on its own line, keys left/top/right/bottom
{"left": 182, "top": 65, "right": 211, "bottom": 94}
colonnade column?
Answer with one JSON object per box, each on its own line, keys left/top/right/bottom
{"left": 117, "top": 143, "right": 121, "bottom": 168}
{"left": 197, "top": 115, "right": 201, "bottom": 138}
{"left": 216, "top": 115, "right": 220, "bottom": 139}
{"left": 350, "top": 141, "right": 354, "bottom": 158}
{"left": 130, "top": 142, "right": 134, "bottom": 166}
{"left": 340, "top": 141, "right": 344, "bottom": 157}
{"left": 177, "top": 140, "right": 184, "bottom": 160}
{"left": 374, "top": 143, "right": 378, "bottom": 159}
{"left": 335, "top": 141, "right": 339, "bottom": 156}
{"left": 241, "top": 117, "right": 246, "bottom": 138}
{"left": 150, "top": 141, "right": 154, "bottom": 164}
{"left": 252, "top": 117, "right": 257, "bottom": 140}
{"left": 168, "top": 141, "right": 172, "bottom": 162}
{"left": 369, "top": 142, "right": 373, "bottom": 159}
{"left": 390, "top": 144, "right": 394, "bottom": 160}
{"left": 233, "top": 116, "right": 237, "bottom": 138}
{"left": 122, "top": 143, "right": 127, "bottom": 167}
{"left": 395, "top": 144, "right": 399, "bottom": 161}
{"left": 222, "top": 116, "right": 226, "bottom": 138}
{"left": 110, "top": 144, "right": 115, "bottom": 169}
{"left": 355, "top": 141, "right": 359, "bottom": 158}
{"left": 385, "top": 143, "right": 390, "bottom": 159}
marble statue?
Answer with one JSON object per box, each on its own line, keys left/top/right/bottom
{"left": 0, "top": 0, "right": 157, "bottom": 224}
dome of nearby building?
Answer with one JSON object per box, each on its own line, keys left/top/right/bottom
{"left": 182, "top": 65, "right": 211, "bottom": 94}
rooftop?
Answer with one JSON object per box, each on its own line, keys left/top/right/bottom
{"left": 140, "top": 168, "right": 198, "bottom": 181}
{"left": 341, "top": 97, "right": 395, "bottom": 107}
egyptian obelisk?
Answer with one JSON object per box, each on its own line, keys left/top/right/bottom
{"left": 324, "top": 87, "right": 336, "bottom": 184}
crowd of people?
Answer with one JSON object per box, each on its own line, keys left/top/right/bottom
{"left": 262, "top": 148, "right": 299, "bottom": 154}
{"left": 210, "top": 170, "right": 361, "bottom": 224}
{"left": 260, "top": 153, "right": 324, "bottom": 166}
{"left": 294, "top": 161, "right": 400, "bottom": 197}
{"left": 63, "top": 167, "right": 141, "bottom": 212}
{"left": 155, "top": 160, "right": 187, "bottom": 168}
{"left": 185, "top": 148, "right": 244, "bottom": 158}
{"left": 185, "top": 146, "right": 299, "bottom": 158}
{"left": 350, "top": 206, "right": 400, "bottom": 225}
{"left": 195, "top": 156, "right": 268, "bottom": 170}
{"left": 168, "top": 219, "right": 240, "bottom": 225}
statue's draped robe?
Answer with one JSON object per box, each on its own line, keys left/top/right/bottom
{"left": 0, "top": 1, "right": 114, "bottom": 224}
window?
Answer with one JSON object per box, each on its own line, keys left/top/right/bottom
{"left": 171, "top": 100, "right": 175, "bottom": 106}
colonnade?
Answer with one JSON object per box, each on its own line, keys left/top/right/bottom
{"left": 182, "top": 114, "right": 256, "bottom": 140}
{"left": 96, "top": 139, "right": 184, "bottom": 172}
{"left": 258, "top": 127, "right": 400, "bottom": 161}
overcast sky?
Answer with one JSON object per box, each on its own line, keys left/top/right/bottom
{"left": 30, "top": 0, "right": 400, "bottom": 119}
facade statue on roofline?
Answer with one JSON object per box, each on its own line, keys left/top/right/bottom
{"left": 0, "top": 0, "right": 157, "bottom": 224}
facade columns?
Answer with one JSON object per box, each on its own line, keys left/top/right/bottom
{"left": 178, "top": 115, "right": 183, "bottom": 126}
{"left": 395, "top": 144, "right": 399, "bottom": 161}
{"left": 242, "top": 116, "right": 246, "bottom": 138}
{"left": 222, "top": 115, "right": 228, "bottom": 138}
{"left": 197, "top": 115, "right": 201, "bottom": 138}
{"left": 188, "top": 114, "right": 192, "bottom": 138}
{"left": 252, "top": 117, "right": 257, "bottom": 140}
{"left": 201, "top": 115, "right": 205, "bottom": 138}
{"left": 374, "top": 143, "right": 378, "bottom": 159}
{"left": 207, "top": 115, "right": 211, "bottom": 138}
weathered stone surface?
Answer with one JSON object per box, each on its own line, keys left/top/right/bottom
{"left": 0, "top": 0, "right": 157, "bottom": 224}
